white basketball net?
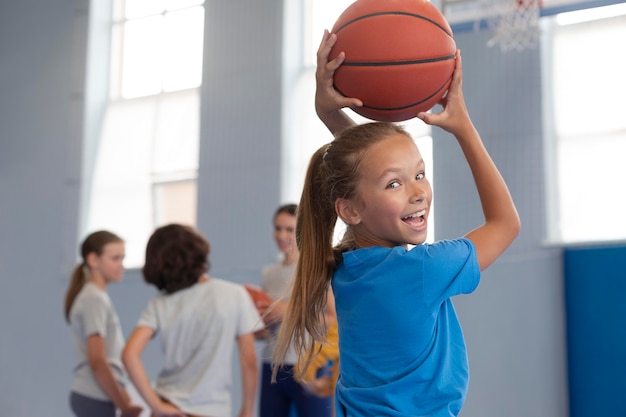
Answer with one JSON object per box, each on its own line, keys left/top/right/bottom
{"left": 483, "top": 0, "right": 541, "bottom": 51}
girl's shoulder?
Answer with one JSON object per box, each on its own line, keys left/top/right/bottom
{"left": 197, "top": 277, "right": 249, "bottom": 299}
{"left": 341, "top": 238, "right": 474, "bottom": 265}
{"left": 70, "top": 283, "right": 112, "bottom": 320}
{"left": 404, "top": 238, "right": 476, "bottom": 265}
{"left": 75, "top": 282, "right": 109, "bottom": 304}
{"left": 417, "top": 238, "right": 475, "bottom": 255}
{"left": 261, "top": 261, "right": 292, "bottom": 275}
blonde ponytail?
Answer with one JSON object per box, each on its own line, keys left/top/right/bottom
{"left": 273, "top": 145, "right": 337, "bottom": 381}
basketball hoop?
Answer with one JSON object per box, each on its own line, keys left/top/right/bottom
{"left": 483, "top": 0, "right": 542, "bottom": 51}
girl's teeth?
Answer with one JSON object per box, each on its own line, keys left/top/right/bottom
{"left": 404, "top": 210, "right": 425, "bottom": 219}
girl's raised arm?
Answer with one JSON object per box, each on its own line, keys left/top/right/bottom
{"left": 315, "top": 30, "right": 362, "bottom": 135}
{"left": 419, "top": 52, "right": 520, "bottom": 270}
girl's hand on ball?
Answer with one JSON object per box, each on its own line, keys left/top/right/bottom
{"left": 315, "top": 29, "right": 363, "bottom": 119}
{"left": 418, "top": 50, "right": 472, "bottom": 136}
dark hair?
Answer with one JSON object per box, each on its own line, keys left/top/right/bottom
{"left": 274, "top": 122, "right": 411, "bottom": 379}
{"left": 274, "top": 203, "right": 297, "bottom": 219}
{"left": 142, "top": 224, "right": 210, "bottom": 294}
{"left": 64, "top": 230, "right": 124, "bottom": 322}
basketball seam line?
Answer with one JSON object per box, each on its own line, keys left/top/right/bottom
{"left": 335, "top": 80, "right": 449, "bottom": 111}
{"left": 342, "top": 54, "right": 456, "bottom": 66}
{"left": 335, "top": 11, "right": 453, "bottom": 38}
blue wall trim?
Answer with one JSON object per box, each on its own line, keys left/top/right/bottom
{"left": 564, "top": 244, "right": 626, "bottom": 417}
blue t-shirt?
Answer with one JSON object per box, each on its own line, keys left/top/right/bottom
{"left": 332, "top": 238, "right": 480, "bottom": 417}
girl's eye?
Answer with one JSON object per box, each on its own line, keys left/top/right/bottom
{"left": 387, "top": 181, "right": 400, "bottom": 189}
{"left": 416, "top": 173, "right": 425, "bottom": 180}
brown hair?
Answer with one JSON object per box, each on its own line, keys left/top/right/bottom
{"left": 274, "top": 203, "right": 297, "bottom": 219}
{"left": 273, "top": 122, "right": 410, "bottom": 380}
{"left": 142, "top": 224, "right": 210, "bottom": 294}
{"left": 64, "top": 230, "right": 123, "bottom": 322}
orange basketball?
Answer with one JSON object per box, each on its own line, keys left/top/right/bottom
{"left": 329, "top": 0, "right": 456, "bottom": 122}
{"left": 244, "top": 284, "right": 272, "bottom": 313}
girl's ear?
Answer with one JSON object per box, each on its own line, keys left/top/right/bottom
{"left": 335, "top": 198, "right": 361, "bottom": 225}
{"left": 86, "top": 252, "right": 99, "bottom": 270}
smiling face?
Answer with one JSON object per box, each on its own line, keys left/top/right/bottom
{"left": 273, "top": 211, "right": 298, "bottom": 258}
{"left": 338, "top": 133, "right": 432, "bottom": 249}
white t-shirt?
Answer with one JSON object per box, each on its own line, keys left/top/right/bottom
{"left": 69, "top": 282, "right": 127, "bottom": 400}
{"left": 136, "top": 278, "right": 262, "bottom": 417}
{"left": 261, "top": 262, "right": 299, "bottom": 364}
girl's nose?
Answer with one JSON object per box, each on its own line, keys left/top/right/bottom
{"left": 410, "top": 182, "right": 428, "bottom": 202}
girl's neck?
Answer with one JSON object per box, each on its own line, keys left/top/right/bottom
{"left": 283, "top": 252, "right": 299, "bottom": 266}
{"left": 89, "top": 275, "right": 107, "bottom": 291}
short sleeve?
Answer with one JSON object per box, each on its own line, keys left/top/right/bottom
{"left": 77, "top": 292, "right": 111, "bottom": 338}
{"left": 136, "top": 298, "right": 159, "bottom": 330}
{"left": 235, "top": 286, "right": 264, "bottom": 335}
{"left": 422, "top": 238, "right": 480, "bottom": 305}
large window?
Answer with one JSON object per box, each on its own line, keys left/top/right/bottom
{"left": 543, "top": 3, "right": 626, "bottom": 243}
{"left": 85, "top": 0, "right": 205, "bottom": 266}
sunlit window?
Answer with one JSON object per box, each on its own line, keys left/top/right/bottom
{"left": 110, "top": 0, "right": 204, "bottom": 98}
{"left": 85, "top": 0, "right": 204, "bottom": 266}
{"left": 544, "top": 5, "right": 626, "bottom": 243}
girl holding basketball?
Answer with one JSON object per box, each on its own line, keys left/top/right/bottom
{"left": 273, "top": 30, "right": 521, "bottom": 417}
{"left": 64, "top": 230, "right": 143, "bottom": 417}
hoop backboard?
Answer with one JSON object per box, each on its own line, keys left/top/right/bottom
{"left": 438, "top": 0, "right": 625, "bottom": 25}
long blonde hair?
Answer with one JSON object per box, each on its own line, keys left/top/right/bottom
{"left": 273, "top": 122, "right": 410, "bottom": 380}
{"left": 64, "top": 230, "right": 123, "bottom": 322}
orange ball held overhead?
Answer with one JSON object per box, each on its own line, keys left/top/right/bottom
{"left": 329, "top": 0, "right": 457, "bottom": 122}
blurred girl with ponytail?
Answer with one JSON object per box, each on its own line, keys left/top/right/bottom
{"left": 65, "top": 230, "right": 142, "bottom": 417}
